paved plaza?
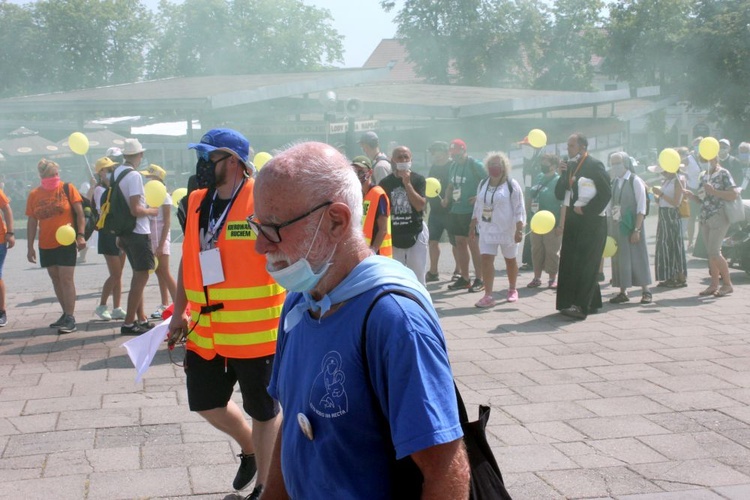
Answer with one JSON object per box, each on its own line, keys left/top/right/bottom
{"left": 1, "top": 229, "right": 749, "bottom": 499}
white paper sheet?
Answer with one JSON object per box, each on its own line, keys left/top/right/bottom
{"left": 121, "top": 318, "right": 171, "bottom": 383}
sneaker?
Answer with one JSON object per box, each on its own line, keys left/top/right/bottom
{"left": 474, "top": 295, "right": 496, "bottom": 308}
{"left": 425, "top": 272, "right": 440, "bottom": 283}
{"left": 519, "top": 263, "right": 532, "bottom": 271}
{"left": 138, "top": 320, "right": 156, "bottom": 330}
{"left": 244, "top": 484, "right": 263, "bottom": 500}
{"left": 111, "top": 307, "right": 127, "bottom": 320}
{"left": 507, "top": 289, "right": 519, "bottom": 302}
{"left": 120, "top": 323, "right": 149, "bottom": 336}
{"left": 609, "top": 292, "right": 630, "bottom": 304}
{"left": 447, "top": 277, "right": 471, "bottom": 290}
{"left": 57, "top": 315, "right": 77, "bottom": 334}
{"left": 233, "top": 452, "right": 257, "bottom": 491}
{"left": 451, "top": 272, "right": 461, "bottom": 281}
{"left": 468, "top": 278, "right": 484, "bottom": 293}
{"left": 95, "top": 305, "right": 112, "bottom": 321}
{"left": 560, "top": 305, "right": 586, "bottom": 320}
{"left": 0, "top": 311, "right": 6, "bottom": 327}
{"left": 548, "top": 280, "right": 557, "bottom": 289}
{"left": 150, "top": 304, "right": 168, "bottom": 319}
{"left": 49, "top": 313, "right": 67, "bottom": 328}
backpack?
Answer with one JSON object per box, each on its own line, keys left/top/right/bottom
{"left": 478, "top": 177, "right": 515, "bottom": 197}
{"left": 96, "top": 167, "right": 137, "bottom": 236}
{"left": 62, "top": 183, "right": 98, "bottom": 241}
{"left": 628, "top": 175, "right": 650, "bottom": 217}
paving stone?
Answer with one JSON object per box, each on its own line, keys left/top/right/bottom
{"left": 713, "top": 484, "right": 750, "bottom": 500}
{"left": 524, "top": 368, "right": 605, "bottom": 385}
{"left": 618, "top": 489, "right": 726, "bottom": 499}
{"left": 189, "top": 463, "right": 241, "bottom": 495}
{"left": 4, "top": 429, "right": 95, "bottom": 457}
{"left": 553, "top": 441, "right": 625, "bottom": 467}
{"left": 7, "top": 413, "right": 58, "bottom": 433}
{"left": 502, "top": 401, "right": 596, "bottom": 424}
{"left": 538, "top": 466, "right": 662, "bottom": 498}
{"left": 647, "top": 374, "right": 740, "bottom": 392}
{"left": 588, "top": 437, "right": 668, "bottom": 464}
{"left": 24, "top": 394, "right": 102, "bottom": 414}
{"left": 0, "top": 474, "right": 87, "bottom": 498}
{"left": 503, "top": 472, "right": 566, "bottom": 499}
{"left": 638, "top": 431, "right": 750, "bottom": 461}
{"left": 567, "top": 415, "right": 670, "bottom": 439}
{"left": 631, "top": 459, "right": 750, "bottom": 489}
{"left": 87, "top": 466, "right": 192, "bottom": 499}
{"left": 0, "top": 455, "right": 45, "bottom": 482}
{"left": 57, "top": 407, "right": 140, "bottom": 430}
{"left": 95, "top": 424, "right": 183, "bottom": 448}
{"left": 512, "top": 383, "right": 600, "bottom": 403}
{"left": 582, "top": 380, "right": 672, "bottom": 398}
{"left": 648, "top": 391, "right": 742, "bottom": 412}
{"left": 576, "top": 395, "right": 671, "bottom": 417}
{"left": 493, "top": 443, "right": 578, "bottom": 473}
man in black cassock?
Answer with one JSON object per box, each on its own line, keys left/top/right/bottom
{"left": 554, "top": 133, "right": 612, "bottom": 320}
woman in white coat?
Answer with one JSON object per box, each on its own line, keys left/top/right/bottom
{"left": 470, "top": 152, "right": 526, "bottom": 308}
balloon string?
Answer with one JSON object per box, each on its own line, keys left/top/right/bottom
{"left": 83, "top": 155, "right": 94, "bottom": 179}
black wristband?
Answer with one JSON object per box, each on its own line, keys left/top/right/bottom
{"left": 5, "top": 232, "right": 13, "bottom": 235}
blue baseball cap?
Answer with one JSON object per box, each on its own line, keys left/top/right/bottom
{"left": 188, "top": 128, "right": 253, "bottom": 170}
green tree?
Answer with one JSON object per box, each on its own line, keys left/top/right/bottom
{"left": 146, "top": 0, "right": 344, "bottom": 78}
{"left": 29, "top": 0, "right": 153, "bottom": 91}
{"left": 603, "top": 0, "right": 693, "bottom": 89}
{"left": 533, "top": 0, "right": 606, "bottom": 91}
{"left": 0, "top": 1, "right": 36, "bottom": 97}
{"left": 681, "top": 0, "right": 750, "bottom": 142}
{"left": 382, "top": 0, "right": 548, "bottom": 86}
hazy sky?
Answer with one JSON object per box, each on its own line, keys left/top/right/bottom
{"left": 9, "top": 0, "right": 396, "bottom": 67}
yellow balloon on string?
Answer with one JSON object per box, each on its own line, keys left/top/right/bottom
{"left": 149, "top": 257, "right": 159, "bottom": 274}
{"left": 527, "top": 129, "right": 547, "bottom": 148}
{"left": 172, "top": 187, "right": 188, "bottom": 206}
{"left": 144, "top": 180, "right": 167, "bottom": 207}
{"left": 698, "top": 137, "right": 719, "bottom": 160}
{"left": 68, "top": 132, "right": 89, "bottom": 155}
{"left": 658, "top": 148, "right": 680, "bottom": 173}
{"left": 530, "top": 210, "right": 556, "bottom": 235}
{"left": 603, "top": 236, "right": 618, "bottom": 258}
{"left": 425, "top": 177, "right": 441, "bottom": 198}
{"left": 254, "top": 152, "right": 272, "bottom": 170}
{"left": 56, "top": 225, "right": 76, "bottom": 246}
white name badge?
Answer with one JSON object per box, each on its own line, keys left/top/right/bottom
{"left": 612, "top": 205, "right": 621, "bottom": 221}
{"left": 199, "top": 247, "right": 225, "bottom": 286}
{"left": 530, "top": 201, "right": 539, "bottom": 214}
{"left": 452, "top": 187, "right": 461, "bottom": 201}
{"left": 482, "top": 205, "right": 493, "bottom": 222}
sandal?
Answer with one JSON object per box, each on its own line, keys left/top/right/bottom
{"left": 699, "top": 287, "right": 718, "bottom": 296}
{"left": 548, "top": 280, "right": 557, "bottom": 289}
{"left": 714, "top": 285, "right": 733, "bottom": 297}
{"left": 527, "top": 278, "right": 542, "bottom": 288}
{"left": 609, "top": 292, "right": 630, "bottom": 304}
{"left": 640, "top": 291, "right": 652, "bottom": 304}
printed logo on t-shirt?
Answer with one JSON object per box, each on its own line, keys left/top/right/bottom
{"left": 309, "top": 351, "right": 348, "bottom": 418}
{"left": 390, "top": 187, "right": 413, "bottom": 219}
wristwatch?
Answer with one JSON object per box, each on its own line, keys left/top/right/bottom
{"left": 77, "top": 233, "right": 85, "bottom": 238}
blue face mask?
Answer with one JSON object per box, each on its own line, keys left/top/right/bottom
{"left": 739, "top": 153, "right": 750, "bottom": 162}
{"left": 267, "top": 213, "right": 333, "bottom": 293}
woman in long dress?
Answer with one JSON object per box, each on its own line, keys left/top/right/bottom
{"left": 651, "top": 164, "right": 687, "bottom": 288}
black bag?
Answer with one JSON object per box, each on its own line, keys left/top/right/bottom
{"left": 97, "top": 167, "right": 137, "bottom": 236}
{"left": 362, "top": 289, "right": 512, "bottom": 500}
{"left": 62, "top": 183, "right": 98, "bottom": 241}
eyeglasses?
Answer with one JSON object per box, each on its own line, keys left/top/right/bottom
{"left": 247, "top": 201, "right": 332, "bottom": 243}
{"left": 196, "top": 150, "right": 233, "bottom": 164}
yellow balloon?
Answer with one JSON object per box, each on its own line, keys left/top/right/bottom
{"left": 55, "top": 225, "right": 76, "bottom": 246}
{"left": 699, "top": 137, "right": 720, "bottom": 161}
{"left": 528, "top": 129, "right": 547, "bottom": 149}
{"left": 254, "top": 152, "right": 272, "bottom": 170}
{"left": 658, "top": 148, "right": 680, "bottom": 173}
{"left": 149, "top": 256, "right": 159, "bottom": 274}
{"left": 603, "top": 236, "right": 618, "bottom": 258}
{"left": 530, "top": 210, "right": 556, "bottom": 235}
{"left": 425, "top": 177, "right": 441, "bottom": 198}
{"left": 68, "top": 132, "right": 90, "bottom": 155}
{"left": 144, "top": 180, "right": 167, "bottom": 207}
{"left": 172, "top": 187, "right": 188, "bottom": 206}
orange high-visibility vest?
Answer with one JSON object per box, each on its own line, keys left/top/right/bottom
{"left": 183, "top": 181, "right": 286, "bottom": 360}
{"left": 362, "top": 185, "right": 392, "bottom": 257}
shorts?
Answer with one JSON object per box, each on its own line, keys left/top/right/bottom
{"left": 185, "top": 350, "right": 280, "bottom": 421}
{"left": 0, "top": 243, "right": 6, "bottom": 279}
{"left": 39, "top": 245, "right": 77, "bottom": 268}
{"left": 119, "top": 233, "right": 154, "bottom": 272}
{"left": 448, "top": 212, "right": 473, "bottom": 237}
{"left": 427, "top": 213, "right": 455, "bottom": 245}
{"left": 98, "top": 231, "right": 121, "bottom": 257}
{"left": 479, "top": 239, "right": 519, "bottom": 259}
{"left": 701, "top": 212, "right": 730, "bottom": 258}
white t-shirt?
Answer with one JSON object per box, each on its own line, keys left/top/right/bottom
{"left": 114, "top": 164, "right": 150, "bottom": 235}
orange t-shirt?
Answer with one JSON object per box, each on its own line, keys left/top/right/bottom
{"left": 25, "top": 183, "right": 82, "bottom": 249}
{"left": 0, "top": 189, "right": 8, "bottom": 241}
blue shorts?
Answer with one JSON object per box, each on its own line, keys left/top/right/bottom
{"left": 0, "top": 243, "right": 6, "bottom": 279}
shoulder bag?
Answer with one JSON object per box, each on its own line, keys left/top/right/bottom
{"left": 362, "top": 289, "right": 512, "bottom": 500}
{"left": 725, "top": 195, "right": 745, "bottom": 225}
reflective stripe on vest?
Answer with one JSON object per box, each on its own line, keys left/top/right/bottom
{"left": 362, "top": 185, "right": 392, "bottom": 257}
{"left": 183, "top": 183, "right": 285, "bottom": 360}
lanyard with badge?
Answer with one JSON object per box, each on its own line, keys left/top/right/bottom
{"left": 481, "top": 181, "right": 497, "bottom": 222}
{"left": 199, "top": 180, "right": 244, "bottom": 286}
{"left": 564, "top": 152, "right": 588, "bottom": 207}
{"left": 531, "top": 175, "right": 555, "bottom": 214}
{"left": 611, "top": 177, "right": 627, "bottom": 221}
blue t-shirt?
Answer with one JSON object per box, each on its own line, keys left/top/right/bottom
{"left": 268, "top": 285, "right": 462, "bottom": 499}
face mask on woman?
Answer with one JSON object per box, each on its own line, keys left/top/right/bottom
{"left": 610, "top": 163, "right": 626, "bottom": 178}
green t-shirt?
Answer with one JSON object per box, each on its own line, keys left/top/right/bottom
{"left": 448, "top": 157, "right": 485, "bottom": 214}
{"left": 531, "top": 172, "right": 562, "bottom": 221}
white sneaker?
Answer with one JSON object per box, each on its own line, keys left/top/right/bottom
{"left": 150, "top": 304, "right": 168, "bottom": 319}
{"left": 111, "top": 307, "right": 127, "bottom": 320}
{"left": 95, "top": 305, "right": 112, "bottom": 321}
